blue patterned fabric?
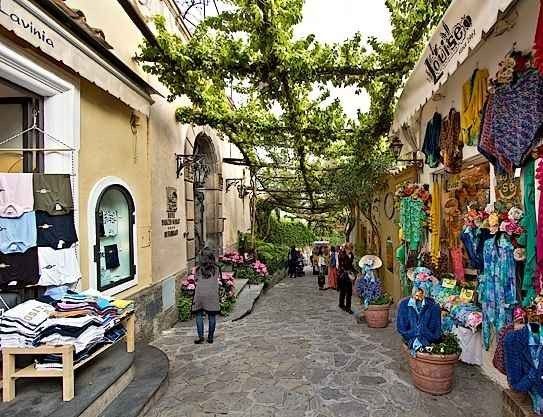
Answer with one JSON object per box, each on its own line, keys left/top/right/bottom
{"left": 357, "top": 266, "right": 382, "bottom": 307}
{"left": 480, "top": 235, "right": 517, "bottom": 350}
{"left": 505, "top": 326, "right": 543, "bottom": 413}
{"left": 492, "top": 69, "right": 543, "bottom": 170}
{"left": 461, "top": 226, "right": 491, "bottom": 271}
{"left": 529, "top": 329, "right": 543, "bottom": 415}
{"left": 396, "top": 297, "right": 441, "bottom": 354}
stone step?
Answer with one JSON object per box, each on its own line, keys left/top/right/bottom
{"left": 98, "top": 344, "right": 169, "bottom": 417}
{"left": 234, "top": 278, "right": 248, "bottom": 297}
{"left": 0, "top": 342, "right": 134, "bottom": 417}
{"left": 229, "top": 283, "right": 265, "bottom": 322}
{"left": 0, "top": 342, "right": 169, "bottom": 417}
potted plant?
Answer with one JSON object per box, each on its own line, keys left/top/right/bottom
{"left": 364, "top": 293, "right": 393, "bottom": 328}
{"left": 403, "top": 333, "right": 461, "bottom": 395}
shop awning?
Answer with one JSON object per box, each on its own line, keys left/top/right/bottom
{"left": 0, "top": 0, "right": 155, "bottom": 115}
{"left": 391, "top": 0, "right": 517, "bottom": 132}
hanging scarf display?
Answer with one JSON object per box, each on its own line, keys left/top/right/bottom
{"left": 400, "top": 197, "right": 427, "bottom": 252}
{"left": 461, "top": 68, "right": 489, "bottom": 146}
{"left": 480, "top": 234, "right": 517, "bottom": 350}
{"left": 440, "top": 109, "right": 464, "bottom": 174}
{"left": 534, "top": 0, "right": 543, "bottom": 75}
{"left": 422, "top": 113, "right": 442, "bottom": 168}
{"left": 520, "top": 159, "right": 537, "bottom": 306}
{"left": 430, "top": 180, "right": 442, "bottom": 264}
{"left": 356, "top": 266, "right": 383, "bottom": 308}
{"left": 536, "top": 160, "right": 543, "bottom": 295}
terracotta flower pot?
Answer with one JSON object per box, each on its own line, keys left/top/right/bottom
{"left": 402, "top": 345, "right": 459, "bottom": 395}
{"left": 364, "top": 304, "right": 391, "bottom": 328}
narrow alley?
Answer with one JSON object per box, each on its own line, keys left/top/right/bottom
{"left": 150, "top": 274, "right": 501, "bottom": 417}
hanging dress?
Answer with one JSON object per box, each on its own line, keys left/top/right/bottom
{"left": 520, "top": 159, "right": 537, "bottom": 306}
{"left": 536, "top": 160, "right": 543, "bottom": 295}
{"left": 480, "top": 235, "right": 517, "bottom": 350}
{"left": 440, "top": 109, "right": 464, "bottom": 174}
{"left": 422, "top": 113, "right": 442, "bottom": 168}
{"left": 461, "top": 68, "right": 489, "bottom": 146}
{"left": 430, "top": 180, "right": 442, "bottom": 265}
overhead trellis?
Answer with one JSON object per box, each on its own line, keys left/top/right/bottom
{"left": 139, "top": 0, "right": 451, "bottom": 216}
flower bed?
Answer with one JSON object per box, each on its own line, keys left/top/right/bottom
{"left": 220, "top": 251, "right": 270, "bottom": 285}
{"left": 177, "top": 267, "right": 238, "bottom": 321}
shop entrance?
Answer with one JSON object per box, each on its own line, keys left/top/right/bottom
{"left": 0, "top": 77, "right": 44, "bottom": 173}
{"left": 186, "top": 132, "right": 223, "bottom": 264}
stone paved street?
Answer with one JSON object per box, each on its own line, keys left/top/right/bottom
{"left": 150, "top": 274, "right": 502, "bottom": 417}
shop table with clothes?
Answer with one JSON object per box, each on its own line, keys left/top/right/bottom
{"left": 0, "top": 291, "right": 135, "bottom": 402}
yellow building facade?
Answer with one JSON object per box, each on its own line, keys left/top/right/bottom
{"left": 0, "top": 0, "right": 250, "bottom": 341}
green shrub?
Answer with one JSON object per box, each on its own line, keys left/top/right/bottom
{"left": 256, "top": 240, "right": 288, "bottom": 274}
{"left": 370, "top": 293, "right": 393, "bottom": 306}
{"left": 177, "top": 294, "right": 193, "bottom": 321}
{"left": 235, "top": 265, "right": 266, "bottom": 284}
{"left": 220, "top": 298, "right": 236, "bottom": 316}
{"left": 428, "top": 333, "right": 462, "bottom": 355}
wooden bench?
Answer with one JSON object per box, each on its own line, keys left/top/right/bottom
{"left": 2, "top": 313, "right": 135, "bottom": 402}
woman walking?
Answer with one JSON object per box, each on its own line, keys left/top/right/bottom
{"left": 287, "top": 246, "right": 298, "bottom": 278}
{"left": 192, "top": 247, "right": 220, "bottom": 344}
{"left": 338, "top": 242, "right": 355, "bottom": 314}
{"left": 328, "top": 246, "right": 339, "bottom": 290}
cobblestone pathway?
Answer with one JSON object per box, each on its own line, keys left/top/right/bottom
{"left": 150, "top": 274, "right": 502, "bottom": 417}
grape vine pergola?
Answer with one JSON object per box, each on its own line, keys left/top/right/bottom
{"left": 140, "top": 0, "right": 450, "bottom": 236}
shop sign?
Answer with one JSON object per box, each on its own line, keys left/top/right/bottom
{"left": 442, "top": 278, "right": 457, "bottom": 289}
{"left": 0, "top": 0, "right": 55, "bottom": 49}
{"left": 162, "top": 186, "right": 180, "bottom": 238}
{"left": 424, "top": 15, "right": 476, "bottom": 84}
{"left": 495, "top": 174, "right": 521, "bottom": 210}
{"left": 166, "top": 186, "right": 177, "bottom": 213}
{"left": 459, "top": 288, "right": 474, "bottom": 302}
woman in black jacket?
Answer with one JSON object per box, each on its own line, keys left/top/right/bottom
{"left": 287, "top": 246, "right": 298, "bottom": 278}
{"left": 338, "top": 243, "right": 355, "bottom": 314}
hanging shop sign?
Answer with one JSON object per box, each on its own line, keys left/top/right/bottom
{"left": 392, "top": 0, "right": 517, "bottom": 131}
{"left": 425, "top": 15, "right": 475, "bottom": 84}
{"left": 161, "top": 187, "right": 180, "bottom": 238}
{"left": 0, "top": 0, "right": 151, "bottom": 114}
{"left": 495, "top": 174, "right": 522, "bottom": 210}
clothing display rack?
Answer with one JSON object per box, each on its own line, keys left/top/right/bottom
{"left": 2, "top": 312, "right": 135, "bottom": 402}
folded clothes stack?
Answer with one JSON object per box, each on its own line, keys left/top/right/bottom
{"left": 0, "top": 289, "right": 133, "bottom": 369}
{"left": 0, "top": 300, "right": 55, "bottom": 348}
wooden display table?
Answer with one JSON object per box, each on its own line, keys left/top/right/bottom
{"left": 2, "top": 313, "right": 135, "bottom": 402}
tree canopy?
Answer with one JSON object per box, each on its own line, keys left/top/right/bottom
{"left": 139, "top": 0, "right": 450, "bottom": 220}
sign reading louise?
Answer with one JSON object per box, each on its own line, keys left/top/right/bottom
{"left": 424, "top": 15, "right": 476, "bottom": 84}
{"left": 0, "top": 0, "right": 54, "bottom": 48}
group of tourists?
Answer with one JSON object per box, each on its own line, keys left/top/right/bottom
{"left": 287, "top": 242, "right": 357, "bottom": 314}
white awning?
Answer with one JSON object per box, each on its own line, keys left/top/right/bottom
{"left": 0, "top": 0, "right": 153, "bottom": 115}
{"left": 392, "top": 0, "right": 517, "bottom": 132}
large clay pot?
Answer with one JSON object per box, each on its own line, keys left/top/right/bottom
{"left": 403, "top": 345, "right": 459, "bottom": 395}
{"left": 364, "top": 304, "right": 391, "bottom": 328}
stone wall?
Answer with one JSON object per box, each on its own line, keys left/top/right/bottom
{"left": 503, "top": 389, "right": 535, "bottom": 417}
{"left": 132, "top": 269, "right": 187, "bottom": 343}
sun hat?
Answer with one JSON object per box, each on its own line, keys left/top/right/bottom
{"left": 359, "top": 255, "right": 383, "bottom": 270}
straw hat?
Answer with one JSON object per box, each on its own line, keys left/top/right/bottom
{"left": 359, "top": 255, "right": 383, "bottom": 270}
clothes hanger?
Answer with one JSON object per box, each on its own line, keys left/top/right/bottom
{"left": 0, "top": 111, "right": 75, "bottom": 153}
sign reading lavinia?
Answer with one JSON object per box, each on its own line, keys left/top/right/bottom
{"left": 0, "top": 0, "right": 54, "bottom": 48}
{"left": 424, "top": 15, "right": 475, "bottom": 84}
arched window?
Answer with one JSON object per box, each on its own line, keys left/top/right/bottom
{"left": 94, "top": 185, "right": 135, "bottom": 291}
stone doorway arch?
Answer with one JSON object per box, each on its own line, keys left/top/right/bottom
{"left": 184, "top": 131, "right": 223, "bottom": 266}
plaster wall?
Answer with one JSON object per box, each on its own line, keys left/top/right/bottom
{"left": 78, "top": 79, "right": 152, "bottom": 298}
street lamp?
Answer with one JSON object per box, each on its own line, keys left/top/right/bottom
{"left": 389, "top": 136, "right": 424, "bottom": 169}
{"left": 194, "top": 158, "right": 210, "bottom": 188}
